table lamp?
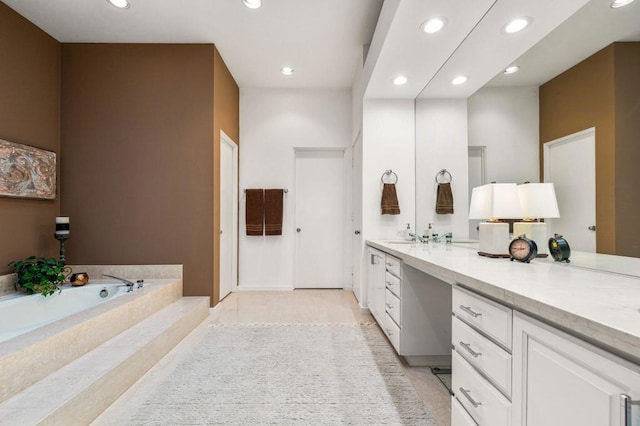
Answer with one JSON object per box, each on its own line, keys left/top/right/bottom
{"left": 469, "top": 183, "right": 522, "bottom": 257}
{"left": 514, "top": 182, "right": 560, "bottom": 257}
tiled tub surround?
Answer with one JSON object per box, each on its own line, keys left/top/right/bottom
{"left": 0, "top": 265, "right": 183, "bottom": 404}
{"left": 367, "top": 240, "right": 640, "bottom": 366}
{"left": 0, "top": 274, "right": 17, "bottom": 297}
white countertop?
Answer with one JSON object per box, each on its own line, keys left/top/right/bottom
{"left": 367, "top": 240, "right": 640, "bottom": 364}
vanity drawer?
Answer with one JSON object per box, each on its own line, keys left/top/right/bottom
{"left": 383, "top": 312, "right": 400, "bottom": 351}
{"left": 451, "top": 396, "right": 478, "bottom": 426}
{"left": 385, "top": 289, "right": 401, "bottom": 326}
{"left": 453, "top": 351, "right": 511, "bottom": 426}
{"left": 385, "top": 272, "right": 401, "bottom": 298}
{"left": 453, "top": 316, "right": 512, "bottom": 397}
{"left": 453, "top": 287, "right": 512, "bottom": 350}
{"left": 385, "top": 255, "right": 401, "bottom": 278}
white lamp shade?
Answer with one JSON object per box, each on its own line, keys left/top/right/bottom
{"left": 469, "top": 183, "right": 522, "bottom": 219}
{"left": 517, "top": 183, "right": 560, "bottom": 218}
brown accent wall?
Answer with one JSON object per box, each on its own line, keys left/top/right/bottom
{"left": 0, "top": 3, "right": 61, "bottom": 273}
{"left": 212, "top": 47, "right": 239, "bottom": 304}
{"left": 540, "top": 43, "right": 640, "bottom": 256}
{"left": 61, "top": 44, "right": 220, "bottom": 302}
{"left": 614, "top": 43, "right": 640, "bottom": 257}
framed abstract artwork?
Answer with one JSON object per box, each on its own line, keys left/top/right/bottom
{"left": 0, "top": 138, "right": 57, "bottom": 200}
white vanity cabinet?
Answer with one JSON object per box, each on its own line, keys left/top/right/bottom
{"left": 452, "top": 286, "right": 513, "bottom": 426}
{"left": 451, "top": 286, "right": 640, "bottom": 426}
{"left": 366, "top": 245, "right": 452, "bottom": 365}
{"left": 512, "top": 312, "right": 640, "bottom": 426}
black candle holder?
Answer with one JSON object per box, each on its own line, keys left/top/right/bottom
{"left": 54, "top": 233, "right": 69, "bottom": 264}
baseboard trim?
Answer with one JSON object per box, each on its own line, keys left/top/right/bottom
{"left": 234, "top": 286, "right": 294, "bottom": 292}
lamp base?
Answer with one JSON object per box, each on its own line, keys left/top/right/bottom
{"left": 477, "top": 222, "right": 510, "bottom": 257}
{"left": 513, "top": 221, "right": 550, "bottom": 256}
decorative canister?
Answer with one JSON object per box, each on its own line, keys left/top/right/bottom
{"left": 70, "top": 272, "right": 89, "bottom": 286}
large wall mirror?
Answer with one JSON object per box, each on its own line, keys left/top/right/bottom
{"left": 414, "top": 0, "right": 640, "bottom": 266}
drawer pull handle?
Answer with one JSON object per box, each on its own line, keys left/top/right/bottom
{"left": 460, "top": 305, "right": 482, "bottom": 318}
{"left": 386, "top": 303, "right": 393, "bottom": 308}
{"left": 459, "top": 341, "right": 482, "bottom": 358}
{"left": 459, "top": 387, "right": 482, "bottom": 408}
{"left": 385, "top": 328, "right": 393, "bottom": 336}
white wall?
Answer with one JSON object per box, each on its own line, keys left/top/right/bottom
{"left": 415, "top": 99, "right": 469, "bottom": 240}
{"left": 468, "top": 86, "right": 540, "bottom": 184}
{"left": 239, "top": 88, "right": 352, "bottom": 289}
{"left": 362, "top": 99, "right": 415, "bottom": 242}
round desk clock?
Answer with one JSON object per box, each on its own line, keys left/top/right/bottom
{"left": 509, "top": 235, "right": 538, "bottom": 263}
{"left": 549, "top": 234, "right": 571, "bottom": 263}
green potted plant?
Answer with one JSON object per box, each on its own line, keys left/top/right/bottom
{"left": 8, "top": 256, "right": 66, "bottom": 297}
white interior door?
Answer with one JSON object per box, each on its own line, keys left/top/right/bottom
{"left": 295, "top": 149, "right": 345, "bottom": 288}
{"left": 468, "top": 146, "right": 486, "bottom": 240}
{"left": 544, "top": 128, "right": 596, "bottom": 252}
{"left": 220, "top": 131, "right": 238, "bottom": 300}
{"left": 351, "top": 134, "right": 363, "bottom": 302}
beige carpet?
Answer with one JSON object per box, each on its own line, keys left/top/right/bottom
{"left": 125, "top": 323, "right": 436, "bottom": 425}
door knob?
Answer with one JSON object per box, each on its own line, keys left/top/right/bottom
{"left": 354, "top": 230, "right": 360, "bottom": 235}
{"left": 296, "top": 228, "right": 301, "bottom": 232}
{"left": 588, "top": 225, "right": 596, "bottom": 231}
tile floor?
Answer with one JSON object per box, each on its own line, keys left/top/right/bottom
{"left": 93, "top": 290, "right": 451, "bottom": 425}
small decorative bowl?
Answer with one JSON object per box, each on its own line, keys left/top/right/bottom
{"left": 70, "top": 273, "right": 89, "bottom": 286}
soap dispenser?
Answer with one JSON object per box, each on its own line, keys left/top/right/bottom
{"left": 403, "top": 223, "right": 413, "bottom": 241}
{"left": 424, "top": 223, "right": 433, "bottom": 242}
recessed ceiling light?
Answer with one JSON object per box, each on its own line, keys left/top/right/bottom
{"left": 421, "top": 17, "right": 447, "bottom": 34}
{"left": 107, "top": 0, "right": 130, "bottom": 9}
{"left": 503, "top": 17, "right": 532, "bottom": 34}
{"left": 242, "top": 0, "right": 262, "bottom": 9}
{"left": 504, "top": 65, "right": 520, "bottom": 75}
{"left": 393, "top": 75, "right": 408, "bottom": 86}
{"left": 611, "top": 0, "right": 635, "bottom": 7}
{"left": 280, "top": 67, "right": 294, "bottom": 76}
{"left": 452, "top": 76, "right": 468, "bottom": 85}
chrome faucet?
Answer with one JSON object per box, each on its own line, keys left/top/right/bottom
{"left": 102, "top": 274, "right": 135, "bottom": 292}
{"left": 409, "top": 232, "right": 427, "bottom": 243}
{"left": 435, "top": 232, "right": 452, "bottom": 242}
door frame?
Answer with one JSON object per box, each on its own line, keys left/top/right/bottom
{"left": 468, "top": 146, "right": 487, "bottom": 240}
{"left": 220, "top": 130, "right": 239, "bottom": 297}
{"left": 543, "top": 127, "right": 596, "bottom": 252}
{"left": 293, "top": 147, "right": 347, "bottom": 289}
{"left": 350, "top": 131, "right": 363, "bottom": 303}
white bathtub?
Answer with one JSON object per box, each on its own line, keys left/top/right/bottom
{"left": 0, "top": 282, "right": 132, "bottom": 343}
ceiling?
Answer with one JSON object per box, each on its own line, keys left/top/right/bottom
{"left": 1, "top": 0, "right": 383, "bottom": 89}
{"left": 364, "top": 0, "right": 640, "bottom": 99}
{"left": 4, "top": 0, "right": 639, "bottom": 97}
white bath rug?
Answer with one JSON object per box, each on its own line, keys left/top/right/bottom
{"left": 126, "top": 323, "right": 436, "bottom": 425}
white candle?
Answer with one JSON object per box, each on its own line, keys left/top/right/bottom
{"left": 55, "top": 216, "right": 70, "bottom": 235}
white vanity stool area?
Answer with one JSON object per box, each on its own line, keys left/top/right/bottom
{"left": 366, "top": 240, "right": 640, "bottom": 426}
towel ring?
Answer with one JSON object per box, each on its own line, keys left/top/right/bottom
{"left": 435, "top": 169, "right": 452, "bottom": 184}
{"left": 381, "top": 170, "right": 398, "bottom": 184}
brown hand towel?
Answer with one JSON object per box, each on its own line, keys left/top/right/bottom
{"left": 245, "top": 189, "right": 264, "bottom": 236}
{"left": 264, "top": 189, "right": 284, "bottom": 236}
{"left": 381, "top": 183, "right": 401, "bottom": 215}
{"left": 436, "top": 182, "right": 454, "bottom": 214}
